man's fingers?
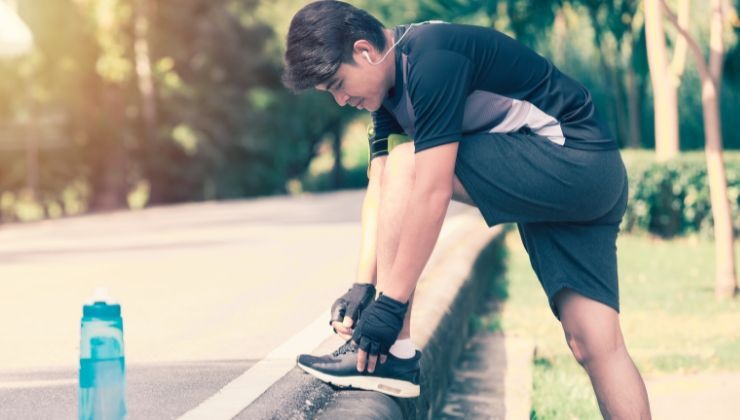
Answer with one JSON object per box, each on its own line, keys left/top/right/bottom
{"left": 379, "top": 354, "right": 388, "bottom": 364}
{"left": 357, "top": 348, "right": 367, "bottom": 372}
{"left": 330, "top": 299, "right": 347, "bottom": 324}
{"left": 336, "top": 330, "right": 352, "bottom": 341}
{"left": 367, "top": 354, "right": 378, "bottom": 373}
{"left": 342, "top": 316, "right": 354, "bottom": 328}
{"left": 332, "top": 321, "right": 352, "bottom": 335}
{"left": 357, "top": 337, "right": 372, "bottom": 372}
{"left": 344, "top": 301, "right": 361, "bottom": 324}
{"left": 367, "top": 341, "right": 381, "bottom": 373}
{"left": 331, "top": 322, "right": 353, "bottom": 341}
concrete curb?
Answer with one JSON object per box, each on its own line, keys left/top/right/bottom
{"left": 238, "top": 212, "right": 506, "bottom": 419}
{"left": 503, "top": 337, "right": 535, "bottom": 420}
{"left": 438, "top": 332, "right": 534, "bottom": 419}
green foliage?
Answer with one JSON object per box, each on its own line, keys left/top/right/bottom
{"left": 467, "top": 233, "right": 509, "bottom": 335}
{"left": 0, "top": 0, "right": 360, "bottom": 213}
{"left": 299, "top": 120, "right": 372, "bottom": 193}
{"left": 144, "top": 0, "right": 363, "bottom": 201}
{"left": 622, "top": 151, "right": 740, "bottom": 238}
{"left": 146, "top": 0, "right": 290, "bottom": 201}
{"left": 300, "top": 164, "right": 369, "bottom": 192}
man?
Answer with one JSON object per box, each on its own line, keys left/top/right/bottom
{"left": 282, "top": 1, "right": 651, "bottom": 417}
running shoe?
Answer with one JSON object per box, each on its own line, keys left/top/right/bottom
{"left": 296, "top": 340, "right": 421, "bottom": 398}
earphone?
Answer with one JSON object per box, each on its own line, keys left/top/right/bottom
{"left": 363, "top": 20, "right": 445, "bottom": 66}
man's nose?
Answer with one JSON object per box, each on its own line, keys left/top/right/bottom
{"left": 332, "top": 91, "right": 349, "bottom": 106}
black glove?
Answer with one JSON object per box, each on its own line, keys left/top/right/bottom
{"left": 330, "top": 283, "right": 376, "bottom": 330}
{"left": 351, "top": 294, "right": 408, "bottom": 356}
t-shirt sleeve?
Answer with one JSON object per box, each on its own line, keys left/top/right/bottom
{"left": 407, "top": 50, "right": 474, "bottom": 153}
{"left": 369, "top": 105, "right": 405, "bottom": 160}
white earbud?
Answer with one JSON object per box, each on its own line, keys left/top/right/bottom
{"left": 363, "top": 50, "right": 375, "bottom": 65}
{"left": 363, "top": 21, "right": 446, "bottom": 66}
{"left": 364, "top": 22, "right": 419, "bottom": 66}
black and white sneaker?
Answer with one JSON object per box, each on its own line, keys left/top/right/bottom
{"left": 296, "top": 340, "right": 421, "bottom": 398}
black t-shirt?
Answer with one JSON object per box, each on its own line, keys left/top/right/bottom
{"left": 371, "top": 22, "right": 616, "bottom": 155}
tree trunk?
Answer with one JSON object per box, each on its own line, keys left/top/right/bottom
{"left": 133, "top": 0, "right": 157, "bottom": 144}
{"left": 91, "top": 85, "right": 128, "bottom": 211}
{"left": 702, "top": 80, "right": 736, "bottom": 299}
{"left": 612, "top": 59, "right": 630, "bottom": 148}
{"left": 645, "top": 0, "right": 679, "bottom": 161}
{"left": 661, "top": 0, "right": 737, "bottom": 298}
{"left": 24, "top": 100, "right": 39, "bottom": 201}
{"left": 133, "top": 0, "right": 157, "bottom": 205}
{"left": 331, "top": 120, "right": 344, "bottom": 189}
{"left": 669, "top": 0, "right": 690, "bottom": 80}
{"left": 625, "top": 61, "right": 642, "bottom": 148}
{"left": 589, "top": 9, "right": 629, "bottom": 146}
{"left": 704, "top": 0, "right": 736, "bottom": 298}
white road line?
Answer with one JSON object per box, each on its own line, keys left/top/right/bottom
{"left": 0, "top": 378, "right": 76, "bottom": 389}
{"left": 176, "top": 312, "right": 332, "bottom": 420}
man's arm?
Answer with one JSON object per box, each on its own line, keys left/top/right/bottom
{"left": 353, "top": 141, "right": 457, "bottom": 369}
{"left": 377, "top": 51, "right": 472, "bottom": 302}
{"left": 378, "top": 142, "right": 456, "bottom": 302}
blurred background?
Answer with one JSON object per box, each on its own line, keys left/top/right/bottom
{"left": 0, "top": 0, "right": 737, "bottom": 230}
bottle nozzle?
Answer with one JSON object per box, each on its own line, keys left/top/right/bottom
{"left": 88, "top": 286, "right": 118, "bottom": 305}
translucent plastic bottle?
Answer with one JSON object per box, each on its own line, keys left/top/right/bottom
{"left": 78, "top": 288, "right": 127, "bottom": 420}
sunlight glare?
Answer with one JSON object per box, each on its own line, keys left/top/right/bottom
{"left": 0, "top": 1, "right": 33, "bottom": 58}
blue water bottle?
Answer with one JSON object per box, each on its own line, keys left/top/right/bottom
{"left": 78, "top": 288, "right": 127, "bottom": 420}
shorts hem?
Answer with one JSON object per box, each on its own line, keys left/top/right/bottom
{"left": 454, "top": 165, "right": 497, "bottom": 227}
{"left": 546, "top": 283, "right": 620, "bottom": 321}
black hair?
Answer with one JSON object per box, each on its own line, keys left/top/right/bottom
{"left": 282, "top": 1, "right": 387, "bottom": 92}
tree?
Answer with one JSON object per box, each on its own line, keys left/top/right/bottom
{"left": 576, "top": 0, "right": 644, "bottom": 148}
{"left": 645, "top": 0, "right": 692, "bottom": 161}
{"left": 660, "top": 0, "right": 737, "bottom": 299}
{"left": 133, "top": 0, "right": 157, "bottom": 148}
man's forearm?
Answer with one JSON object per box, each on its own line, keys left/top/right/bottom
{"left": 355, "top": 157, "right": 387, "bottom": 285}
{"left": 381, "top": 184, "right": 451, "bottom": 303}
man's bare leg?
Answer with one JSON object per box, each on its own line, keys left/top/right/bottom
{"left": 556, "top": 289, "right": 651, "bottom": 419}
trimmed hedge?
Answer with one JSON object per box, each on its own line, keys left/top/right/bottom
{"left": 621, "top": 150, "right": 740, "bottom": 238}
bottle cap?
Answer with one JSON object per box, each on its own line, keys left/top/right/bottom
{"left": 83, "top": 301, "right": 121, "bottom": 319}
{"left": 83, "top": 287, "right": 121, "bottom": 319}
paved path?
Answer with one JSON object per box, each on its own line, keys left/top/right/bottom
{"left": 646, "top": 372, "right": 740, "bottom": 420}
{"left": 0, "top": 191, "right": 368, "bottom": 373}
{"left": 0, "top": 190, "right": 472, "bottom": 419}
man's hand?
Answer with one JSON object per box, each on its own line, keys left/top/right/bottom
{"left": 351, "top": 294, "right": 408, "bottom": 373}
{"left": 330, "top": 283, "right": 376, "bottom": 340}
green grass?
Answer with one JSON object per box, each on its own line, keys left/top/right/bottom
{"left": 496, "top": 228, "right": 740, "bottom": 419}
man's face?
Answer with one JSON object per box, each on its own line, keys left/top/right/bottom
{"left": 315, "top": 40, "right": 391, "bottom": 112}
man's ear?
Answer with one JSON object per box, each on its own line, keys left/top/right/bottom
{"left": 353, "top": 39, "right": 375, "bottom": 62}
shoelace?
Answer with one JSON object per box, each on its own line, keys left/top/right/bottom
{"left": 332, "top": 340, "right": 357, "bottom": 357}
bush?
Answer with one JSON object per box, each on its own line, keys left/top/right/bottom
{"left": 300, "top": 165, "right": 369, "bottom": 192}
{"left": 621, "top": 150, "right": 740, "bottom": 238}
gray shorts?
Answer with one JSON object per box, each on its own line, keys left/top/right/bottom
{"left": 453, "top": 131, "right": 628, "bottom": 319}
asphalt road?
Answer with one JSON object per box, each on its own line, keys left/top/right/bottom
{"left": 0, "top": 189, "right": 471, "bottom": 419}
{"left": 0, "top": 360, "right": 255, "bottom": 419}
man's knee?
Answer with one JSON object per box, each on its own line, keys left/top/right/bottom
{"left": 557, "top": 290, "right": 624, "bottom": 367}
{"left": 563, "top": 328, "right": 623, "bottom": 367}
{"left": 381, "top": 142, "right": 415, "bottom": 188}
